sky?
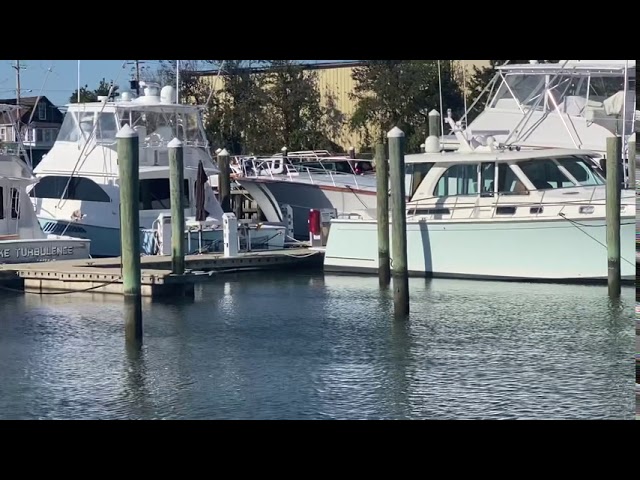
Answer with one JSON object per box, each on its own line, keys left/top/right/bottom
{"left": 0, "top": 60, "right": 355, "bottom": 108}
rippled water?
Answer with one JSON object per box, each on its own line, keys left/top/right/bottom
{"left": 0, "top": 272, "right": 635, "bottom": 420}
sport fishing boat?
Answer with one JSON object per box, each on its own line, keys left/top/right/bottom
{"left": 0, "top": 104, "right": 90, "bottom": 263}
{"left": 29, "top": 83, "right": 285, "bottom": 257}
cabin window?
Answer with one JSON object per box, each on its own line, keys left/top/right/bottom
{"left": 434, "top": 164, "right": 478, "bottom": 197}
{"left": 480, "top": 163, "right": 495, "bottom": 197}
{"left": 0, "top": 187, "right": 4, "bottom": 219}
{"left": 406, "top": 162, "right": 434, "bottom": 198}
{"left": 96, "top": 113, "right": 118, "bottom": 143}
{"left": 30, "top": 176, "right": 111, "bottom": 202}
{"left": 497, "top": 164, "right": 528, "bottom": 194}
{"left": 10, "top": 188, "right": 19, "bottom": 219}
{"left": 555, "top": 156, "right": 604, "bottom": 186}
{"left": 139, "top": 179, "right": 189, "bottom": 211}
{"left": 517, "top": 159, "right": 574, "bottom": 190}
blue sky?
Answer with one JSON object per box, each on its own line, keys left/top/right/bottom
{"left": 0, "top": 60, "right": 355, "bottom": 107}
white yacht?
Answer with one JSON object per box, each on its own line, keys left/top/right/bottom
{"left": 323, "top": 122, "right": 636, "bottom": 283}
{"left": 29, "top": 83, "right": 285, "bottom": 257}
{"left": 449, "top": 60, "right": 636, "bottom": 164}
{"left": 235, "top": 151, "right": 379, "bottom": 239}
{"left": 0, "top": 105, "right": 90, "bottom": 263}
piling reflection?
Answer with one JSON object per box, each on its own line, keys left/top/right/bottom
{"left": 124, "top": 296, "right": 143, "bottom": 346}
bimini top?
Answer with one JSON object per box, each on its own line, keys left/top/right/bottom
{"left": 498, "top": 60, "right": 636, "bottom": 75}
{"left": 405, "top": 147, "right": 598, "bottom": 165}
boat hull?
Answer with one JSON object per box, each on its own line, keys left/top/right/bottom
{"left": 237, "top": 177, "right": 378, "bottom": 239}
{"left": 0, "top": 237, "right": 91, "bottom": 264}
{"left": 38, "top": 218, "right": 286, "bottom": 258}
{"left": 323, "top": 216, "right": 636, "bottom": 282}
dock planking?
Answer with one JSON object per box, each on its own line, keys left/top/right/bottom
{"left": 2, "top": 248, "right": 324, "bottom": 297}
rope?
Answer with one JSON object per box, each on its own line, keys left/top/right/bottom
{"left": 558, "top": 213, "right": 635, "bottom": 267}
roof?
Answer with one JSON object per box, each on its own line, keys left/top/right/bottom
{"left": 405, "top": 147, "right": 598, "bottom": 164}
{"left": 191, "top": 61, "right": 368, "bottom": 78}
{"left": 499, "top": 60, "right": 636, "bottom": 75}
{"left": 0, "top": 96, "right": 64, "bottom": 125}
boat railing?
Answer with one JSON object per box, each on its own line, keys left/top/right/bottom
{"left": 235, "top": 156, "right": 369, "bottom": 189}
{"left": 406, "top": 186, "right": 625, "bottom": 218}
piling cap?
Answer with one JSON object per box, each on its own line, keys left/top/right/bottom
{"left": 116, "top": 124, "right": 137, "bottom": 138}
{"left": 387, "top": 126, "right": 405, "bottom": 138}
{"left": 168, "top": 138, "right": 183, "bottom": 148}
{"left": 429, "top": 109, "right": 441, "bottom": 117}
{"left": 218, "top": 148, "right": 230, "bottom": 156}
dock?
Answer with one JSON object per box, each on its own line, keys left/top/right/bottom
{"left": 0, "top": 248, "right": 324, "bottom": 297}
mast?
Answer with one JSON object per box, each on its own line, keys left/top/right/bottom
{"left": 176, "top": 60, "right": 180, "bottom": 104}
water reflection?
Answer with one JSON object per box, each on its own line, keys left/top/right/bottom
{"left": 0, "top": 273, "right": 635, "bottom": 419}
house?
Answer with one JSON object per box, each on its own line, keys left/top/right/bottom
{"left": 0, "top": 96, "right": 64, "bottom": 166}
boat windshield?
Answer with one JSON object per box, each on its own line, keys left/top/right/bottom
{"left": 489, "top": 71, "right": 634, "bottom": 119}
{"left": 116, "top": 108, "right": 207, "bottom": 147}
{"left": 56, "top": 111, "right": 119, "bottom": 144}
{"left": 516, "top": 155, "right": 605, "bottom": 190}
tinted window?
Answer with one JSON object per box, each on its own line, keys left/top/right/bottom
{"left": 30, "top": 176, "right": 111, "bottom": 202}
{"left": 140, "top": 179, "right": 189, "bottom": 211}
{"left": 434, "top": 164, "right": 478, "bottom": 197}
{"left": 517, "top": 159, "right": 575, "bottom": 189}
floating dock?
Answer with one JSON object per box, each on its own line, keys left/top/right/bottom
{"left": 0, "top": 248, "right": 324, "bottom": 297}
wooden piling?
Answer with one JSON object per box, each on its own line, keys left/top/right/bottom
{"left": 606, "top": 136, "right": 621, "bottom": 298}
{"left": 376, "top": 142, "right": 390, "bottom": 287}
{"left": 116, "top": 124, "right": 141, "bottom": 298}
{"left": 116, "top": 124, "right": 142, "bottom": 342}
{"left": 218, "top": 148, "right": 231, "bottom": 213}
{"left": 628, "top": 140, "right": 636, "bottom": 188}
{"left": 388, "top": 127, "right": 409, "bottom": 317}
{"left": 168, "top": 138, "right": 185, "bottom": 275}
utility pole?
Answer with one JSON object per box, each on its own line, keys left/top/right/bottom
{"left": 12, "top": 60, "right": 27, "bottom": 142}
{"left": 127, "top": 60, "right": 146, "bottom": 95}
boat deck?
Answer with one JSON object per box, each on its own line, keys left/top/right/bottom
{"left": 0, "top": 247, "right": 324, "bottom": 297}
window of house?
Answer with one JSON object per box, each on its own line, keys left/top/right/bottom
{"left": 434, "top": 164, "right": 478, "bottom": 197}
{"left": 36, "top": 129, "right": 43, "bottom": 142}
{"left": 37, "top": 102, "right": 46, "bottom": 121}
{"left": 0, "top": 127, "right": 5, "bottom": 141}
{"left": 0, "top": 186, "right": 4, "bottom": 219}
{"left": 44, "top": 129, "right": 52, "bottom": 143}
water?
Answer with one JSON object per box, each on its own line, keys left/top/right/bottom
{"left": 0, "top": 272, "right": 635, "bottom": 420}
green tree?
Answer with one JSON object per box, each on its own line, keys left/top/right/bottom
{"left": 349, "top": 60, "right": 465, "bottom": 153}
{"left": 151, "top": 60, "right": 212, "bottom": 104}
{"left": 69, "top": 78, "right": 119, "bottom": 103}
{"left": 260, "top": 60, "right": 344, "bottom": 153}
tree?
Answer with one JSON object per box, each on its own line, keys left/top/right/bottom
{"left": 69, "top": 78, "right": 119, "bottom": 103}
{"left": 349, "top": 60, "right": 465, "bottom": 152}
{"left": 260, "top": 60, "right": 344, "bottom": 153}
{"left": 465, "top": 60, "right": 559, "bottom": 121}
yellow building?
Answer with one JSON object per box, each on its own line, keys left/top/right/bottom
{"left": 198, "top": 60, "right": 491, "bottom": 151}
